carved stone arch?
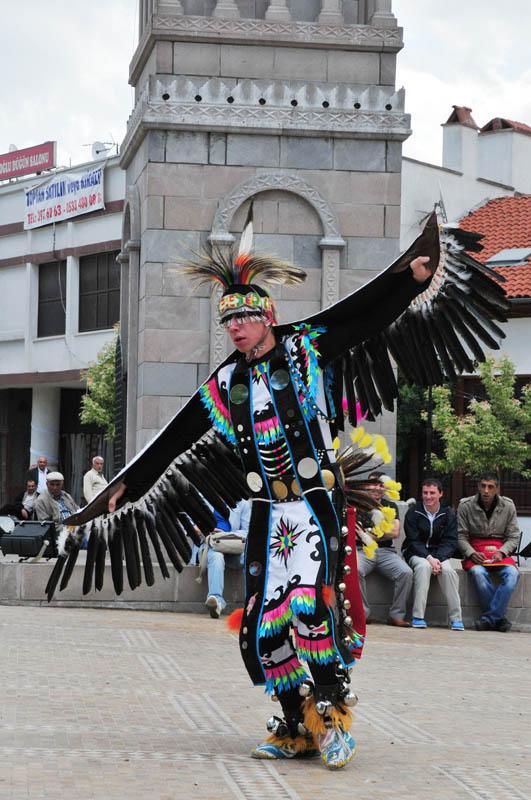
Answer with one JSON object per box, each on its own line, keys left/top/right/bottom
{"left": 208, "top": 172, "right": 346, "bottom": 371}
{"left": 210, "top": 171, "right": 345, "bottom": 245}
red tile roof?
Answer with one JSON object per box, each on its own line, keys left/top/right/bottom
{"left": 493, "top": 265, "right": 531, "bottom": 298}
{"left": 459, "top": 196, "right": 531, "bottom": 299}
{"left": 444, "top": 105, "right": 479, "bottom": 129}
{"left": 480, "top": 117, "right": 531, "bottom": 137}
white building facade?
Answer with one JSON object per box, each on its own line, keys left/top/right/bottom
{"left": 0, "top": 156, "right": 124, "bottom": 504}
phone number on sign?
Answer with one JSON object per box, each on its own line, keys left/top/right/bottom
{"left": 26, "top": 192, "right": 102, "bottom": 225}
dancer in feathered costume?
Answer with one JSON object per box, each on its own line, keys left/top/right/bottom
{"left": 60, "top": 208, "right": 509, "bottom": 770}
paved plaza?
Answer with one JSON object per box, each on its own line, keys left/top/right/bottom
{"left": 0, "top": 605, "right": 530, "bottom": 800}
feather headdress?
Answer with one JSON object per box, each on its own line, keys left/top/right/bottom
{"left": 181, "top": 203, "right": 306, "bottom": 323}
{"left": 335, "top": 429, "right": 400, "bottom": 559}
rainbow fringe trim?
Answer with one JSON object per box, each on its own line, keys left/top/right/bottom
{"left": 345, "top": 629, "right": 366, "bottom": 660}
{"left": 199, "top": 379, "right": 236, "bottom": 445}
{"left": 264, "top": 656, "right": 308, "bottom": 695}
{"left": 254, "top": 415, "right": 282, "bottom": 445}
{"left": 291, "top": 324, "right": 326, "bottom": 420}
{"left": 259, "top": 587, "right": 316, "bottom": 638}
{"left": 294, "top": 633, "right": 336, "bottom": 665}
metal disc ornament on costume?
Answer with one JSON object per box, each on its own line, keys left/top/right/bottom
{"left": 249, "top": 561, "right": 262, "bottom": 577}
{"left": 321, "top": 469, "right": 336, "bottom": 490}
{"left": 246, "top": 472, "right": 263, "bottom": 492}
{"left": 270, "top": 369, "right": 290, "bottom": 390}
{"left": 291, "top": 479, "right": 301, "bottom": 497}
{"left": 297, "top": 457, "right": 319, "bottom": 479}
{"left": 230, "top": 384, "right": 249, "bottom": 404}
{"left": 329, "top": 536, "right": 339, "bottom": 552}
{"left": 272, "top": 480, "right": 288, "bottom": 500}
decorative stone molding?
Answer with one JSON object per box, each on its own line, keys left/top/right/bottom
{"left": 129, "top": 17, "right": 404, "bottom": 84}
{"left": 120, "top": 102, "right": 410, "bottom": 166}
{"left": 211, "top": 172, "right": 345, "bottom": 242}
{"left": 319, "top": 238, "right": 343, "bottom": 309}
{"left": 153, "top": 14, "right": 403, "bottom": 47}
{"left": 207, "top": 174, "right": 346, "bottom": 364}
{"left": 120, "top": 75, "right": 410, "bottom": 166}
{"left": 153, "top": 76, "right": 406, "bottom": 112}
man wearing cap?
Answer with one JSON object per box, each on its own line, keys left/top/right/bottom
{"left": 356, "top": 472, "right": 412, "bottom": 627}
{"left": 35, "top": 472, "right": 79, "bottom": 532}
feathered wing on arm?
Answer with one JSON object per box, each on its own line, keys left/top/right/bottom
{"left": 344, "top": 219, "right": 508, "bottom": 422}
{"left": 280, "top": 211, "right": 508, "bottom": 425}
{"left": 50, "top": 356, "right": 249, "bottom": 602}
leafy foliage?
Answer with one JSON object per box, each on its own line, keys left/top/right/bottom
{"left": 430, "top": 356, "right": 531, "bottom": 479}
{"left": 396, "top": 378, "right": 427, "bottom": 463}
{"left": 80, "top": 335, "right": 117, "bottom": 441}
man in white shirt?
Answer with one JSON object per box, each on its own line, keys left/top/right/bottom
{"left": 26, "top": 456, "right": 50, "bottom": 495}
{"left": 83, "top": 456, "right": 108, "bottom": 504}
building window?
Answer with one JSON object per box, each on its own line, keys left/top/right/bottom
{"left": 79, "top": 251, "right": 120, "bottom": 332}
{"left": 38, "top": 260, "right": 67, "bottom": 337}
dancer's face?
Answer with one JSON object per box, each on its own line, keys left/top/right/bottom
{"left": 226, "top": 317, "right": 272, "bottom": 354}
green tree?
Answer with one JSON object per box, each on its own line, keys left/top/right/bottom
{"left": 80, "top": 335, "right": 117, "bottom": 440}
{"left": 430, "top": 356, "right": 531, "bottom": 479}
{"left": 396, "top": 378, "right": 427, "bottom": 463}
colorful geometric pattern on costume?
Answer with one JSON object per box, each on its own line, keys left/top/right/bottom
{"left": 269, "top": 517, "right": 302, "bottom": 567}
{"left": 290, "top": 324, "right": 326, "bottom": 419}
{"left": 294, "top": 630, "right": 336, "bottom": 665}
{"left": 259, "top": 587, "right": 317, "bottom": 637}
{"left": 262, "top": 654, "right": 308, "bottom": 694}
{"left": 345, "top": 629, "right": 365, "bottom": 659}
{"left": 254, "top": 415, "right": 282, "bottom": 446}
{"left": 252, "top": 362, "right": 269, "bottom": 386}
{"left": 323, "top": 363, "right": 336, "bottom": 418}
{"left": 199, "top": 378, "right": 235, "bottom": 445}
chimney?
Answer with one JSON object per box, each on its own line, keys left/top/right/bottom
{"left": 478, "top": 118, "right": 531, "bottom": 191}
{"left": 442, "top": 105, "right": 479, "bottom": 174}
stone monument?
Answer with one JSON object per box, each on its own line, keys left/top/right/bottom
{"left": 118, "top": 0, "right": 409, "bottom": 461}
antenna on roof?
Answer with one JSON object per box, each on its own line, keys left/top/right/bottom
{"left": 83, "top": 141, "right": 116, "bottom": 160}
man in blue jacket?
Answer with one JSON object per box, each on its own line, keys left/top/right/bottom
{"left": 403, "top": 479, "right": 464, "bottom": 630}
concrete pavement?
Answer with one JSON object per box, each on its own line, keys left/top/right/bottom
{"left": 0, "top": 605, "right": 530, "bottom": 799}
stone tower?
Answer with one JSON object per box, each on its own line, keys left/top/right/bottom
{"left": 118, "top": 0, "right": 409, "bottom": 460}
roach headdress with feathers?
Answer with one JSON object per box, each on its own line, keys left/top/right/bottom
{"left": 181, "top": 204, "right": 306, "bottom": 325}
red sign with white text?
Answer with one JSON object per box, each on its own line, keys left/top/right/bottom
{"left": 0, "top": 142, "right": 56, "bottom": 180}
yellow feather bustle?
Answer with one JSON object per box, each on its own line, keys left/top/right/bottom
{"left": 303, "top": 696, "right": 353, "bottom": 736}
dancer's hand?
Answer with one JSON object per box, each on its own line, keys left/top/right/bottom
{"left": 410, "top": 256, "right": 431, "bottom": 283}
{"left": 108, "top": 482, "right": 127, "bottom": 513}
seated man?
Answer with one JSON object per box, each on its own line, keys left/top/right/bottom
{"left": 356, "top": 472, "right": 412, "bottom": 627}
{"left": 403, "top": 478, "right": 464, "bottom": 630}
{"left": 34, "top": 472, "right": 79, "bottom": 538}
{"left": 16, "top": 479, "right": 39, "bottom": 520}
{"left": 458, "top": 473, "right": 520, "bottom": 632}
{"left": 0, "top": 479, "right": 38, "bottom": 519}
{"left": 203, "top": 499, "right": 251, "bottom": 619}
